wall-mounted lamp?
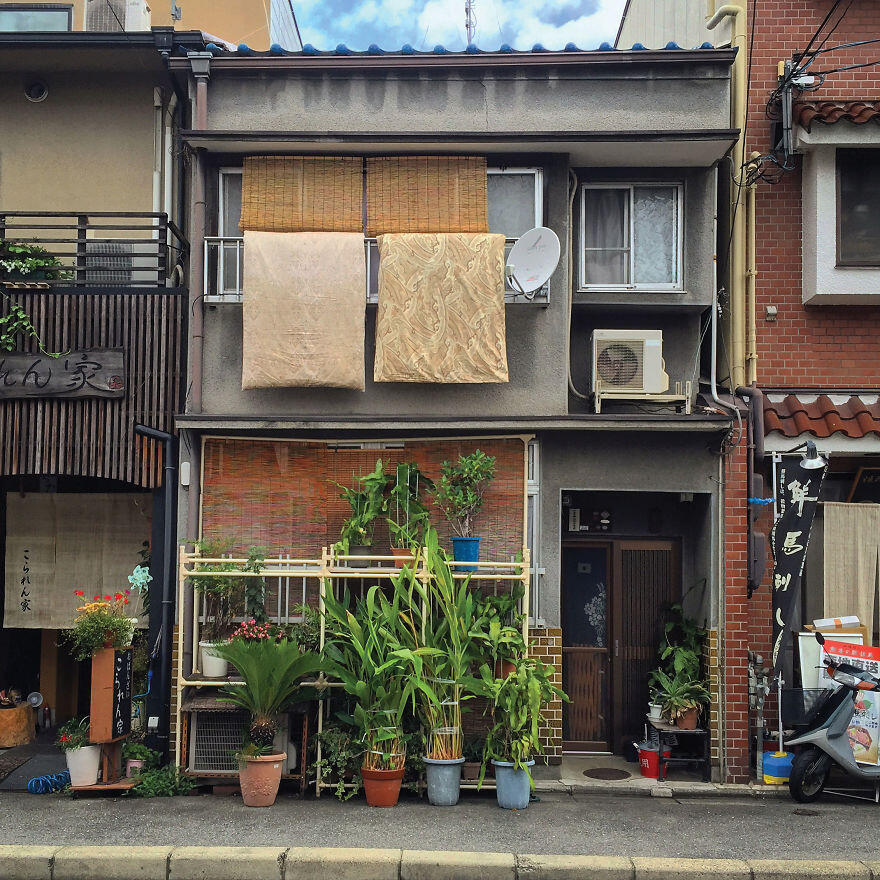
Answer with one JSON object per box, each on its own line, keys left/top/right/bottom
{"left": 786, "top": 439, "right": 827, "bottom": 470}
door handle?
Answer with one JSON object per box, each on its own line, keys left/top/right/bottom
{"left": 615, "top": 639, "right": 619, "bottom": 657}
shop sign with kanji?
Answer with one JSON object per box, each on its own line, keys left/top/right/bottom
{"left": 0, "top": 348, "right": 125, "bottom": 399}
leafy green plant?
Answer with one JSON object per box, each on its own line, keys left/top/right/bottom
{"left": 131, "top": 765, "right": 194, "bottom": 797}
{"left": 469, "top": 657, "right": 567, "bottom": 786}
{"left": 314, "top": 720, "right": 363, "bottom": 800}
{"left": 215, "top": 637, "right": 321, "bottom": 750}
{"left": 468, "top": 585, "right": 526, "bottom": 674}
{"left": 655, "top": 669, "right": 710, "bottom": 723}
{"left": 56, "top": 717, "right": 91, "bottom": 751}
{"left": 321, "top": 577, "right": 439, "bottom": 771}
{"left": 289, "top": 603, "right": 321, "bottom": 652}
{"left": 647, "top": 604, "right": 707, "bottom": 697}
{"left": 121, "top": 742, "right": 161, "bottom": 770}
{"left": 387, "top": 462, "right": 433, "bottom": 549}
{"left": 334, "top": 459, "right": 391, "bottom": 550}
{"left": 0, "top": 242, "right": 66, "bottom": 280}
{"left": 243, "top": 546, "right": 268, "bottom": 623}
{"left": 431, "top": 450, "right": 496, "bottom": 538}
{"left": 190, "top": 537, "right": 240, "bottom": 643}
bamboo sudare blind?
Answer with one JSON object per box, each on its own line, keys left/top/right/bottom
{"left": 365, "top": 156, "right": 489, "bottom": 237}
{"left": 240, "top": 156, "right": 363, "bottom": 232}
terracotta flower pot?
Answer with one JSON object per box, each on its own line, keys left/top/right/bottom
{"left": 676, "top": 707, "right": 699, "bottom": 730}
{"left": 494, "top": 659, "right": 516, "bottom": 678}
{"left": 239, "top": 753, "right": 286, "bottom": 807}
{"left": 390, "top": 547, "right": 413, "bottom": 569}
{"left": 361, "top": 765, "right": 405, "bottom": 807}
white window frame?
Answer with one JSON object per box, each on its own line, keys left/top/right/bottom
{"left": 487, "top": 165, "right": 544, "bottom": 233}
{"left": 578, "top": 182, "right": 683, "bottom": 292}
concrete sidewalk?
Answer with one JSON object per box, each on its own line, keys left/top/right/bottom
{"left": 0, "top": 845, "right": 877, "bottom": 880}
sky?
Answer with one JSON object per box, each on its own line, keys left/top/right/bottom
{"left": 290, "top": 0, "right": 629, "bottom": 52}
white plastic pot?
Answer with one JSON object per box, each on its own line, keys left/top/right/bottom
{"left": 65, "top": 745, "right": 100, "bottom": 787}
{"left": 199, "top": 641, "right": 229, "bottom": 679}
{"left": 648, "top": 702, "right": 663, "bottom": 722}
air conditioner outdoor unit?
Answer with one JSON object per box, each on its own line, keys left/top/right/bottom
{"left": 84, "top": 240, "right": 160, "bottom": 286}
{"left": 188, "top": 711, "right": 295, "bottom": 775}
{"left": 591, "top": 329, "right": 691, "bottom": 414}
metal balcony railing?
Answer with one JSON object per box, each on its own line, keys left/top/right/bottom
{"left": 0, "top": 212, "right": 187, "bottom": 289}
{"left": 204, "top": 236, "right": 549, "bottom": 304}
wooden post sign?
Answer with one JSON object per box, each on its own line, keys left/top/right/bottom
{"left": 0, "top": 348, "right": 125, "bottom": 399}
{"left": 89, "top": 647, "right": 132, "bottom": 743}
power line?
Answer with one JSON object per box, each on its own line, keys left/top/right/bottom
{"left": 815, "top": 57, "right": 880, "bottom": 75}
{"left": 286, "top": 0, "right": 303, "bottom": 50}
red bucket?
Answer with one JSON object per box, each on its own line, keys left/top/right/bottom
{"left": 638, "top": 745, "right": 672, "bottom": 779}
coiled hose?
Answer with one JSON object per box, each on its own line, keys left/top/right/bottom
{"left": 27, "top": 770, "right": 70, "bottom": 793}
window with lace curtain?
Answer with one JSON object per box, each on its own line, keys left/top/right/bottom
{"left": 579, "top": 183, "right": 683, "bottom": 291}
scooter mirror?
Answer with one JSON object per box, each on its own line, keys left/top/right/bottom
{"left": 815, "top": 632, "right": 825, "bottom": 646}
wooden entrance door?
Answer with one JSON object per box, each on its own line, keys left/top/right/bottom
{"left": 611, "top": 540, "right": 681, "bottom": 752}
{"left": 562, "top": 539, "right": 680, "bottom": 754}
{"left": 561, "top": 544, "right": 611, "bottom": 751}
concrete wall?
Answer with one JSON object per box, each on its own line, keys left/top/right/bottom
{"left": 204, "top": 61, "right": 732, "bottom": 135}
{"left": 537, "top": 429, "right": 722, "bottom": 627}
{"left": 202, "top": 156, "right": 718, "bottom": 418}
{"left": 0, "top": 72, "right": 155, "bottom": 213}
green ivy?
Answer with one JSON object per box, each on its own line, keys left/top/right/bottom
{"left": 130, "top": 765, "right": 194, "bottom": 797}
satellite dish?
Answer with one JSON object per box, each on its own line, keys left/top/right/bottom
{"left": 27, "top": 692, "right": 43, "bottom": 708}
{"left": 505, "top": 227, "right": 561, "bottom": 295}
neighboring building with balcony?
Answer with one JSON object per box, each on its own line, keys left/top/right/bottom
{"left": 167, "top": 43, "right": 743, "bottom": 781}
{"left": 0, "top": 0, "right": 302, "bottom": 49}
{"left": 0, "top": 28, "right": 201, "bottom": 750}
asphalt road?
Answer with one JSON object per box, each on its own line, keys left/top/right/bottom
{"left": 1, "top": 790, "right": 879, "bottom": 859}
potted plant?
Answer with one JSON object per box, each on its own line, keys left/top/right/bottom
{"left": 462, "top": 737, "right": 484, "bottom": 781}
{"left": 386, "top": 462, "right": 433, "bottom": 568}
{"left": 0, "top": 241, "right": 66, "bottom": 282}
{"left": 656, "top": 670, "right": 710, "bottom": 729}
{"left": 322, "top": 581, "right": 435, "bottom": 807}
{"left": 57, "top": 717, "right": 100, "bottom": 787}
{"left": 471, "top": 657, "right": 567, "bottom": 810}
{"left": 335, "top": 460, "right": 391, "bottom": 558}
{"left": 121, "top": 741, "right": 160, "bottom": 778}
{"left": 215, "top": 636, "right": 321, "bottom": 806}
{"left": 65, "top": 590, "right": 137, "bottom": 661}
{"left": 417, "top": 530, "right": 477, "bottom": 806}
{"left": 191, "top": 538, "right": 239, "bottom": 678}
{"left": 431, "top": 450, "right": 496, "bottom": 570}
{"left": 314, "top": 720, "right": 363, "bottom": 800}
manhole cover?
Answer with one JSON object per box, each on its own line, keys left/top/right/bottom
{"left": 583, "top": 768, "right": 632, "bottom": 781}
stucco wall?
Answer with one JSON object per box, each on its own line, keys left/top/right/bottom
{"left": 204, "top": 61, "right": 732, "bottom": 134}
{"left": 537, "top": 429, "right": 722, "bottom": 627}
{"left": 0, "top": 72, "right": 155, "bottom": 213}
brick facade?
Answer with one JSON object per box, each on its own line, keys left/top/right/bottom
{"left": 529, "top": 627, "right": 563, "bottom": 763}
{"left": 748, "top": 0, "right": 880, "bottom": 387}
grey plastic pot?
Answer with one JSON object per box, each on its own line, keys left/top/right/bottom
{"left": 423, "top": 756, "right": 465, "bottom": 806}
{"left": 492, "top": 759, "right": 534, "bottom": 810}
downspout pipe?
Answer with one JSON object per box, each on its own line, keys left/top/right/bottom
{"left": 707, "top": 4, "right": 747, "bottom": 391}
{"left": 184, "top": 51, "right": 211, "bottom": 679}
{"left": 746, "top": 151, "right": 760, "bottom": 386}
{"left": 134, "top": 424, "right": 178, "bottom": 761}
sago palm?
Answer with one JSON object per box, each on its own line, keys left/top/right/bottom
{"left": 216, "top": 638, "right": 321, "bottom": 749}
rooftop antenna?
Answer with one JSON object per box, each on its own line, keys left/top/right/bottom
{"left": 465, "top": 0, "right": 476, "bottom": 43}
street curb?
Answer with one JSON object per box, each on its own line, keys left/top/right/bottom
{"left": 538, "top": 780, "right": 791, "bottom": 798}
{"left": 1, "top": 847, "right": 877, "bottom": 880}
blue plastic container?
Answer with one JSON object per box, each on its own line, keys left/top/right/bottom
{"left": 492, "top": 759, "right": 534, "bottom": 809}
{"left": 450, "top": 536, "right": 481, "bottom": 572}
{"left": 763, "top": 750, "right": 793, "bottom": 784}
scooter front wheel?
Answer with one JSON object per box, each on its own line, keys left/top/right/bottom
{"left": 789, "top": 748, "right": 831, "bottom": 803}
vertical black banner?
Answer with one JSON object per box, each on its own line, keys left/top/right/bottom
{"left": 770, "top": 457, "right": 827, "bottom": 672}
